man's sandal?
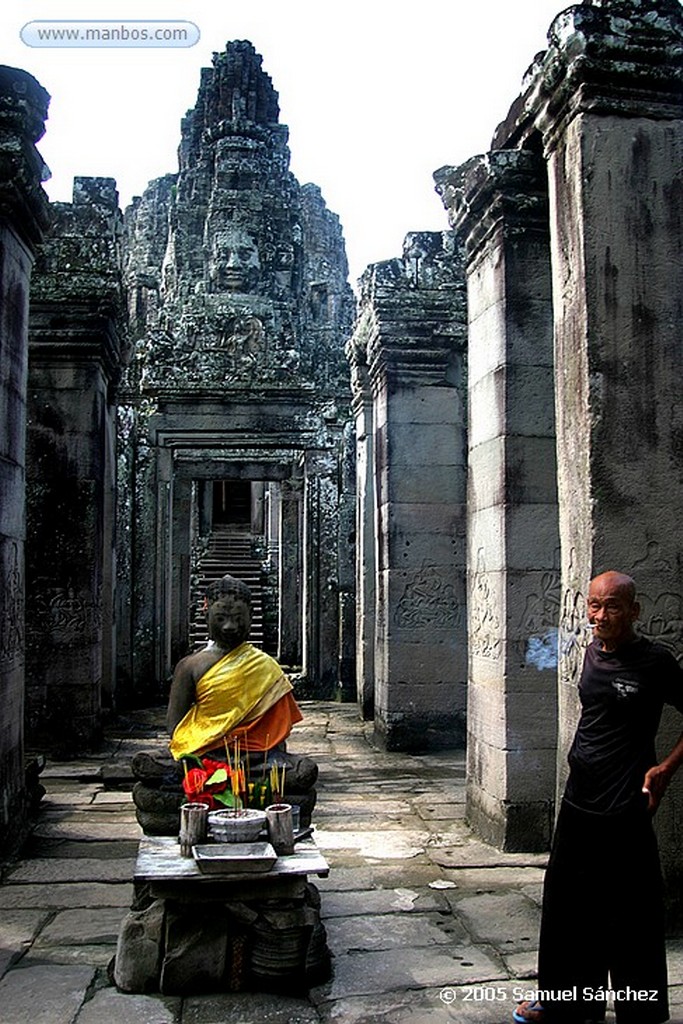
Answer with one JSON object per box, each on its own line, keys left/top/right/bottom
{"left": 513, "top": 1001, "right": 544, "bottom": 1023}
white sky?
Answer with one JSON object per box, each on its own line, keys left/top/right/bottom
{"left": 6, "top": 0, "right": 568, "bottom": 284}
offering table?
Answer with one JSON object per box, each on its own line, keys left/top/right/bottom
{"left": 114, "top": 835, "right": 330, "bottom": 994}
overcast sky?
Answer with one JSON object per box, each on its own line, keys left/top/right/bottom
{"left": 7, "top": 0, "right": 570, "bottom": 284}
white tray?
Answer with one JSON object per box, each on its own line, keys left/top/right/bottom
{"left": 192, "top": 841, "right": 277, "bottom": 875}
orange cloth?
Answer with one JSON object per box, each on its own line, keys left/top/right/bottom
{"left": 226, "top": 693, "right": 303, "bottom": 751}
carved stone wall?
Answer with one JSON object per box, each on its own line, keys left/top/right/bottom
{"left": 348, "top": 231, "right": 468, "bottom": 750}
{"left": 27, "top": 176, "right": 129, "bottom": 754}
{"left": 118, "top": 42, "right": 354, "bottom": 697}
{"left": 0, "top": 65, "right": 50, "bottom": 852}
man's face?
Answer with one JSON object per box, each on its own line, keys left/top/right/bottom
{"left": 586, "top": 575, "right": 639, "bottom": 651}
{"left": 207, "top": 594, "right": 251, "bottom": 650}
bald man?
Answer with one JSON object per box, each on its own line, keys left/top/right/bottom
{"left": 515, "top": 572, "right": 683, "bottom": 1024}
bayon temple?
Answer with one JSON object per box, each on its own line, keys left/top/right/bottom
{"left": 1, "top": 0, "right": 683, "bottom": 914}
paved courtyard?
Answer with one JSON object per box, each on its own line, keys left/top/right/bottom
{"left": 1, "top": 702, "right": 682, "bottom": 1023}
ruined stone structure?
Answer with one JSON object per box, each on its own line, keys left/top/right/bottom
{"left": 26, "top": 177, "right": 129, "bottom": 755}
{"left": 0, "top": 67, "right": 50, "bottom": 852}
{"left": 118, "top": 42, "right": 355, "bottom": 703}
{"left": 1, "top": 2, "right": 682, "bottom": 929}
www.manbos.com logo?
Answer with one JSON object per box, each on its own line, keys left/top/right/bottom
{"left": 21, "top": 20, "right": 200, "bottom": 48}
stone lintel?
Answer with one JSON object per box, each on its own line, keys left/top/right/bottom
{"left": 493, "top": 0, "right": 683, "bottom": 155}
{"left": 434, "top": 150, "right": 548, "bottom": 265}
{"left": 0, "top": 66, "right": 51, "bottom": 250}
{"left": 173, "top": 458, "right": 295, "bottom": 481}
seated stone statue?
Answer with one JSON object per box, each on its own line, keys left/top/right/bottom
{"left": 131, "top": 574, "right": 317, "bottom": 835}
{"left": 167, "top": 574, "right": 302, "bottom": 759}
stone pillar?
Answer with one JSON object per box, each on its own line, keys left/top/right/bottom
{"left": 251, "top": 481, "right": 265, "bottom": 536}
{"left": 352, "top": 232, "right": 468, "bottom": 751}
{"left": 436, "top": 152, "right": 559, "bottom": 851}
{"left": 26, "top": 176, "right": 127, "bottom": 755}
{"left": 266, "top": 482, "right": 280, "bottom": 572}
{"left": 346, "top": 339, "right": 376, "bottom": 718}
{"left": 337, "top": 421, "right": 357, "bottom": 702}
{"left": 155, "top": 447, "right": 173, "bottom": 684}
{"left": 302, "top": 451, "right": 340, "bottom": 698}
{"left": 170, "top": 474, "right": 192, "bottom": 664}
{"left": 0, "top": 66, "right": 49, "bottom": 852}
{"left": 197, "top": 480, "right": 212, "bottom": 538}
{"left": 278, "top": 478, "right": 303, "bottom": 668}
{"left": 528, "top": 0, "right": 683, "bottom": 910}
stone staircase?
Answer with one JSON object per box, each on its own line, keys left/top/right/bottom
{"left": 190, "top": 525, "right": 268, "bottom": 651}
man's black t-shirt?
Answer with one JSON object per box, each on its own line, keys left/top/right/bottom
{"left": 565, "top": 637, "right": 683, "bottom": 814}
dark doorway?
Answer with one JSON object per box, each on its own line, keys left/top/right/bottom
{"left": 212, "top": 480, "right": 251, "bottom": 524}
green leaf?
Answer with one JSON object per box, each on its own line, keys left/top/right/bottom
{"left": 206, "top": 767, "right": 229, "bottom": 786}
{"left": 213, "top": 790, "right": 241, "bottom": 808}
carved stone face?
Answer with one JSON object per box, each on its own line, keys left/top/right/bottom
{"left": 207, "top": 594, "right": 251, "bottom": 650}
{"left": 209, "top": 228, "right": 260, "bottom": 293}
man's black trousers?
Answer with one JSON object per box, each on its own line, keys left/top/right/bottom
{"left": 538, "top": 799, "right": 669, "bottom": 1024}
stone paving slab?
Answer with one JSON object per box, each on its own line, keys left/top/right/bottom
{"left": 325, "top": 912, "right": 468, "bottom": 952}
{"left": 22, "top": 838, "right": 141, "bottom": 860}
{"left": 321, "top": 888, "right": 447, "bottom": 918}
{"left": 0, "top": 909, "right": 51, "bottom": 980}
{"left": 40, "top": 791, "right": 99, "bottom": 807}
{"left": 314, "top": 828, "right": 430, "bottom": 860}
{"left": 182, "top": 991, "right": 320, "bottom": 1023}
{"left": 32, "top": 820, "right": 142, "bottom": 840}
{"left": 6, "top": 857, "right": 134, "bottom": 884}
{"left": 72, "top": 986, "right": 179, "bottom": 1023}
{"left": 450, "top": 892, "right": 540, "bottom": 954}
{"left": 310, "top": 942, "right": 506, "bottom": 1001}
{"left": 22, "top": 943, "right": 118, "bottom": 967}
{"left": 428, "top": 843, "right": 548, "bottom": 870}
{"left": 316, "top": 864, "right": 452, "bottom": 892}
{"left": 34, "top": 906, "right": 126, "bottom": 945}
{"left": 0, "top": 963, "right": 95, "bottom": 1024}
{"left": 0, "top": 881, "right": 134, "bottom": 909}
{"left": 436, "top": 866, "right": 546, "bottom": 891}
{"left": 93, "top": 791, "right": 136, "bottom": 805}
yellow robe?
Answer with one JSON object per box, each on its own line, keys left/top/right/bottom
{"left": 169, "top": 642, "right": 294, "bottom": 760}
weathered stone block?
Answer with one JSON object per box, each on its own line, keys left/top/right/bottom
{"left": 114, "top": 900, "right": 165, "bottom": 993}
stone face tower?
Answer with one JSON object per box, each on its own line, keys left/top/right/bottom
{"left": 119, "top": 42, "right": 355, "bottom": 698}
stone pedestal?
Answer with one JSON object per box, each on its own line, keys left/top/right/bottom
{"left": 0, "top": 65, "right": 50, "bottom": 853}
{"left": 114, "top": 836, "right": 330, "bottom": 995}
{"left": 349, "top": 232, "right": 468, "bottom": 751}
{"left": 26, "top": 176, "right": 128, "bottom": 754}
{"left": 436, "top": 152, "right": 559, "bottom": 851}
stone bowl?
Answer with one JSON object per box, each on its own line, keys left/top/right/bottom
{"left": 208, "top": 808, "right": 266, "bottom": 843}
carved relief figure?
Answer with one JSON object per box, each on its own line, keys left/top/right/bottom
{"left": 470, "top": 549, "right": 501, "bottom": 659}
{"left": 395, "top": 565, "right": 461, "bottom": 630}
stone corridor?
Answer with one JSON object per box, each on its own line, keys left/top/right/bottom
{"left": 1, "top": 702, "right": 682, "bottom": 1024}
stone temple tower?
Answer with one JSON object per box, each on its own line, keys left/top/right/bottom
{"left": 118, "top": 42, "right": 355, "bottom": 700}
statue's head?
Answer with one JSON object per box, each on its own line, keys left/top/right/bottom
{"left": 209, "top": 227, "right": 261, "bottom": 293}
{"left": 206, "top": 574, "right": 252, "bottom": 650}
